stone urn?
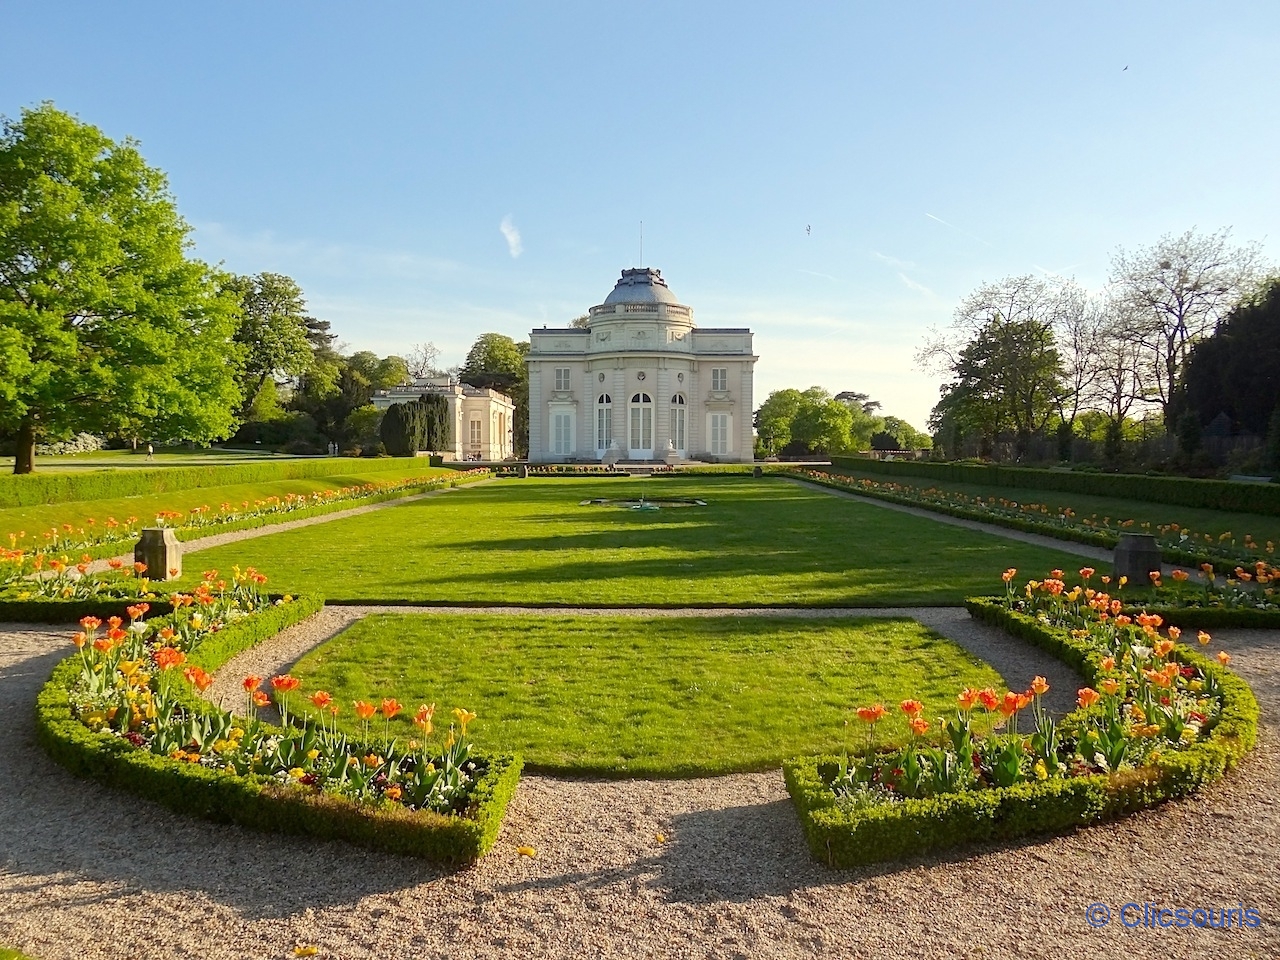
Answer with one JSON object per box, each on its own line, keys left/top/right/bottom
{"left": 134, "top": 528, "right": 182, "bottom": 581}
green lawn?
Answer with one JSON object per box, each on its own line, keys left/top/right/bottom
{"left": 0, "top": 464, "right": 455, "bottom": 540}
{"left": 290, "top": 613, "right": 1006, "bottom": 776}
{"left": 0, "top": 446, "right": 305, "bottom": 472}
{"left": 181, "top": 476, "right": 1089, "bottom": 606}
{"left": 835, "top": 466, "right": 1280, "bottom": 546}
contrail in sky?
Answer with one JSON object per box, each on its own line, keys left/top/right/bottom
{"left": 925, "top": 213, "right": 993, "bottom": 247}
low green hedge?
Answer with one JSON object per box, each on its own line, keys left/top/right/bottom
{"left": 1117, "top": 605, "right": 1280, "bottom": 630}
{"left": 35, "top": 594, "right": 523, "bottom": 863}
{"left": 18, "top": 470, "right": 493, "bottom": 564}
{"left": 0, "top": 596, "right": 175, "bottom": 624}
{"left": 830, "top": 455, "right": 1280, "bottom": 516}
{"left": 0, "top": 456, "right": 443, "bottom": 509}
{"left": 784, "top": 600, "right": 1258, "bottom": 867}
{"left": 797, "top": 469, "right": 1253, "bottom": 576}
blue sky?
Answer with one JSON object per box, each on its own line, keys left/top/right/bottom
{"left": 3, "top": 2, "right": 1277, "bottom": 429}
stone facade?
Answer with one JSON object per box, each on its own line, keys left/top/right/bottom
{"left": 371, "top": 377, "right": 515, "bottom": 461}
{"left": 527, "top": 268, "right": 757, "bottom": 463}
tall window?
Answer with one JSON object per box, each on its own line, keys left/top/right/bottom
{"left": 469, "top": 419, "right": 482, "bottom": 445}
{"left": 711, "top": 367, "right": 728, "bottom": 392}
{"left": 670, "top": 393, "right": 686, "bottom": 452}
{"left": 710, "top": 413, "right": 729, "bottom": 455}
{"left": 629, "top": 393, "right": 653, "bottom": 452}
{"left": 553, "top": 413, "right": 572, "bottom": 455}
{"left": 596, "top": 394, "right": 612, "bottom": 450}
{"left": 555, "top": 367, "right": 571, "bottom": 391}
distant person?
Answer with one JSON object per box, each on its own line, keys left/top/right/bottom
{"left": 146, "top": 443, "right": 154, "bottom": 460}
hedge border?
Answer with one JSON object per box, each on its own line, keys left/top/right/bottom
{"left": 783, "top": 599, "right": 1259, "bottom": 868}
{"left": 0, "top": 456, "right": 450, "bottom": 509}
{"left": 794, "top": 469, "right": 1253, "bottom": 575}
{"left": 830, "top": 455, "right": 1280, "bottom": 517}
{"left": 0, "top": 597, "right": 176, "bottom": 624}
{"left": 9, "top": 470, "right": 492, "bottom": 564}
{"left": 34, "top": 594, "right": 524, "bottom": 864}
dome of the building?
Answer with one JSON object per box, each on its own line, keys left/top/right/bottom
{"left": 602, "top": 267, "right": 681, "bottom": 305}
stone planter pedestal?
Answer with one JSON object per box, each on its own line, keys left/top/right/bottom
{"left": 134, "top": 528, "right": 182, "bottom": 581}
{"left": 1114, "top": 533, "right": 1161, "bottom": 584}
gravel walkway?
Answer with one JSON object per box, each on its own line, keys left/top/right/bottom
{"left": 2, "top": 619, "right": 1276, "bottom": 959}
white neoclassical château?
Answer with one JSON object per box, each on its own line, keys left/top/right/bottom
{"left": 527, "top": 267, "right": 757, "bottom": 464}
{"left": 370, "top": 377, "right": 514, "bottom": 461}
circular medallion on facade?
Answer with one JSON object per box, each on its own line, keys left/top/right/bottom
{"left": 636, "top": 371, "right": 646, "bottom": 381}
{"left": 677, "top": 372, "right": 684, "bottom": 382}
{"left": 598, "top": 372, "right": 605, "bottom": 382}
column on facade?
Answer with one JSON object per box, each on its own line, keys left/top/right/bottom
{"left": 528, "top": 370, "right": 543, "bottom": 462}
{"left": 739, "top": 363, "right": 754, "bottom": 462}
{"left": 612, "top": 365, "right": 626, "bottom": 458}
{"left": 687, "top": 366, "right": 700, "bottom": 457}
{"left": 655, "top": 365, "right": 670, "bottom": 457}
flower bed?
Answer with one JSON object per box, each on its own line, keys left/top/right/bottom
{"left": 783, "top": 568, "right": 1258, "bottom": 868}
{"left": 35, "top": 569, "right": 521, "bottom": 863}
{"left": 1, "top": 469, "right": 491, "bottom": 567}
{"left": 788, "top": 467, "right": 1275, "bottom": 575}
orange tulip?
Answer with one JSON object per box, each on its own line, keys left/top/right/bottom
{"left": 1077, "top": 687, "right": 1101, "bottom": 709}
{"left": 1171, "top": 569, "right": 1189, "bottom": 581}
{"left": 899, "top": 699, "right": 924, "bottom": 718}
{"left": 242, "top": 675, "right": 262, "bottom": 692}
{"left": 270, "top": 674, "right": 300, "bottom": 693}
{"left": 957, "top": 688, "right": 980, "bottom": 711}
{"left": 153, "top": 647, "right": 185, "bottom": 671}
{"left": 354, "top": 700, "right": 377, "bottom": 721}
{"left": 977, "top": 688, "right": 999, "bottom": 711}
{"left": 998, "top": 691, "right": 1021, "bottom": 717}
{"left": 381, "top": 697, "right": 402, "bottom": 719}
{"left": 1001, "top": 568, "right": 1017, "bottom": 583}
{"left": 908, "top": 717, "right": 930, "bottom": 737}
{"left": 855, "top": 704, "right": 887, "bottom": 723}
{"left": 1101, "top": 678, "right": 1121, "bottom": 696}
{"left": 1100, "top": 656, "right": 1115, "bottom": 672}
{"left": 1031, "top": 676, "right": 1050, "bottom": 696}
{"left": 1217, "top": 651, "right": 1232, "bottom": 666}
{"left": 1153, "top": 639, "right": 1175, "bottom": 658}
{"left": 1168, "top": 626, "right": 1182, "bottom": 641}
{"left": 309, "top": 691, "right": 333, "bottom": 710}
{"left": 71, "top": 632, "right": 88, "bottom": 649}
{"left": 1079, "top": 567, "right": 1095, "bottom": 580}
{"left": 252, "top": 691, "right": 270, "bottom": 708}
{"left": 1198, "top": 631, "right": 1212, "bottom": 646}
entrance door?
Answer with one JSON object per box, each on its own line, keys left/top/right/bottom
{"left": 628, "top": 393, "right": 653, "bottom": 459}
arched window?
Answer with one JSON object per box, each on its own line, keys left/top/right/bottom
{"left": 596, "top": 394, "right": 612, "bottom": 451}
{"left": 670, "top": 393, "right": 686, "bottom": 453}
{"left": 629, "top": 392, "right": 653, "bottom": 456}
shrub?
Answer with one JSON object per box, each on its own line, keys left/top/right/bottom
{"left": 34, "top": 593, "right": 523, "bottom": 863}
{"left": 784, "top": 599, "right": 1258, "bottom": 868}
{"left": 828, "top": 455, "right": 1280, "bottom": 516}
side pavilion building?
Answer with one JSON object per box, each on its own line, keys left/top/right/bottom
{"left": 527, "top": 267, "right": 757, "bottom": 463}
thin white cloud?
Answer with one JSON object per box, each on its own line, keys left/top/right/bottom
{"left": 500, "top": 216, "right": 523, "bottom": 258}
{"left": 897, "top": 272, "right": 935, "bottom": 297}
{"left": 797, "top": 268, "right": 840, "bottom": 282}
{"left": 870, "top": 250, "right": 919, "bottom": 271}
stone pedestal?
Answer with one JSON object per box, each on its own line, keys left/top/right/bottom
{"left": 753, "top": 465, "right": 763, "bottom": 478}
{"left": 1114, "top": 533, "right": 1161, "bottom": 583}
{"left": 517, "top": 464, "right": 529, "bottom": 479}
{"left": 134, "top": 528, "right": 181, "bottom": 581}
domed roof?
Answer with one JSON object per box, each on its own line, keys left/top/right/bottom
{"left": 602, "top": 267, "right": 681, "bottom": 305}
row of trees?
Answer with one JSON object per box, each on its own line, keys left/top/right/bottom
{"left": 919, "top": 229, "right": 1272, "bottom": 461}
{"left": 0, "top": 102, "right": 535, "bottom": 472}
{"left": 754, "top": 387, "right": 930, "bottom": 458}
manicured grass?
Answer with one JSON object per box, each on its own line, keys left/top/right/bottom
{"left": 834, "top": 465, "right": 1280, "bottom": 546}
{"left": 0, "top": 464, "right": 454, "bottom": 539}
{"left": 180, "top": 476, "right": 1091, "bottom": 606}
{"left": 291, "top": 613, "right": 1006, "bottom": 776}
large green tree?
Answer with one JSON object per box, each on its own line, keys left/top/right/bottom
{"left": 0, "top": 103, "right": 241, "bottom": 472}
{"left": 462, "top": 332, "right": 528, "bottom": 457}
{"left": 226, "top": 271, "right": 315, "bottom": 418}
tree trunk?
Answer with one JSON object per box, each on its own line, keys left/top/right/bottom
{"left": 14, "top": 418, "right": 36, "bottom": 474}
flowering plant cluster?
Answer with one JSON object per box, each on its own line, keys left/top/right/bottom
{"left": 829, "top": 566, "right": 1235, "bottom": 812}
{"left": 64, "top": 568, "right": 482, "bottom": 815}
{"left": 0, "top": 548, "right": 155, "bottom": 599}
{"left": 1, "top": 469, "right": 488, "bottom": 565}
{"left": 790, "top": 468, "right": 1277, "bottom": 571}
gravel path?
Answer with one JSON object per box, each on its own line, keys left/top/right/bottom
{"left": 2, "top": 619, "right": 1276, "bottom": 959}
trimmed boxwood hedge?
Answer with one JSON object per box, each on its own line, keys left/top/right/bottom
{"left": 829, "top": 455, "right": 1280, "bottom": 516}
{"left": 795, "top": 469, "right": 1254, "bottom": 576}
{"left": 0, "top": 456, "right": 443, "bottom": 509}
{"left": 0, "top": 596, "right": 176, "bottom": 624}
{"left": 783, "top": 599, "right": 1259, "bottom": 868}
{"left": 34, "top": 594, "right": 524, "bottom": 863}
